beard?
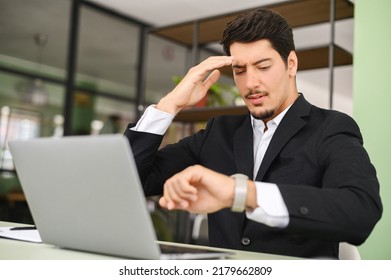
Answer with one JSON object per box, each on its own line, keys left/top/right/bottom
{"left": 250, "top": 109, "right": 275, "bottom": 120}
{"left": 245, "top": 89, "right": 274, "bottom": 120}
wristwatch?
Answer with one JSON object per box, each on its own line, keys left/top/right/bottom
{"left": 230, "top": 173, "right": 249, "bottom": 212}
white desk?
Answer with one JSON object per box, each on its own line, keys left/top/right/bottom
{"left": 0, "top": 221, "right": 297, "bottom": 260}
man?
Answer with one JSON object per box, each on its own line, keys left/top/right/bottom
{"left": 125, "top": 8, "right": 382, "bottom": 259}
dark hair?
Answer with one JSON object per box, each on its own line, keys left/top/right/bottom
{"left": 220, "top": 8, "right": 295, "bottom": 64}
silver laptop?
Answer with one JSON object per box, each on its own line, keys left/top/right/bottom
{"left": 9, "top": 135, "right": 230, "bottom": 259}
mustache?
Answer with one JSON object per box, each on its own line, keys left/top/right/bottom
{"left": 245, "top": 89, "right": 269, "bottom": 99}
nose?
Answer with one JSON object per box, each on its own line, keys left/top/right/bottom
{"left": 245, "top": 68, "right": 259, "bottom": 91}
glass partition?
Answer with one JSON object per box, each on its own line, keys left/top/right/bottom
{"left": 0, "top": 0, "right": 70, "bottom": 80}
{"left": 0, "top": 72, "right": 65, "bottom": 170}
{"left": 76, "top": 5, "right": 140, "bottom": 98}
{"left": 144, "top": 34, "right": 188, "bottom": 105}
{"left": 91, "top": 95, "right": 135, "bottom": 135}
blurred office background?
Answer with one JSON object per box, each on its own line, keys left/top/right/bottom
{"left": 0, "top": 0, "right": 390, "bottom": 259}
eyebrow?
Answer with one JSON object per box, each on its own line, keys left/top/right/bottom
{"left": 232, "top": 58, "right": 272, "bottom": 69}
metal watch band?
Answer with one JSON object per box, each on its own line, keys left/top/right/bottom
{"left": 231, "top": 173, "right": 249, "bottom": 212}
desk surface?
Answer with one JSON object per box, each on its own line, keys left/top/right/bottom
{"left": 0, "top": 221, "right": 297, "bottom": 260}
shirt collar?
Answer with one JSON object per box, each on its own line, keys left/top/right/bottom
{"left": 251, "top": 104, "right": 293, "bottom": 132}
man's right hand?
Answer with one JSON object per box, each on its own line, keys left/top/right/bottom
{"left": 156, "top": 56, "right": 233, "bottom": 115}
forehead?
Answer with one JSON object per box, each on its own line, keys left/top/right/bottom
{"left": 230, "top": 39, "right": 279, "bottom": 63}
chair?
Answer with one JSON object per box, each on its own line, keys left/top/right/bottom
{"left": 339, "top": 242, "right": 361, "bottom": 260}
{"left": 191, "top": 213, "right": 208, "bottom": 245}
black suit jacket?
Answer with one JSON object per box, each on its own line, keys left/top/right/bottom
{"left": 125, "top": 95, "right": 382, "bottom": 259}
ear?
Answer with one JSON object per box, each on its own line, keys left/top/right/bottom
{"left": 287, "top": 51, "right": 298, "bottom": 76}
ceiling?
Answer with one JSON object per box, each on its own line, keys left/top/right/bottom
{"left": 0, "top": 0, "right": 355, "bottom": 111}
{"left": 86, "top": 0, "right": 291, "bottom": 27}
{"left": 86, "top": 0, "right": 355, "bottom": 52}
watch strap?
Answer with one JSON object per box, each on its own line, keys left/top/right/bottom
{"left": 231, "top": 173, "right": 249, "bottom": 212}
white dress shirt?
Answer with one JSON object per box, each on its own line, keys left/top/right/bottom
{"left": 130, "top": 105, "right": 289, "bottom": 228}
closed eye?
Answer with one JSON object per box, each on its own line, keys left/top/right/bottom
{"left": 258, "top": 65, "right": 271, "bottom": 71}
{"left": 234, "top": 70, "right": 245, "bottom": 75}
{"left": 232, "top": 65, "right": 246, "bottom": 76}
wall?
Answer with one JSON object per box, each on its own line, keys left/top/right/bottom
{"left": 354, "top": 0, "right": 391, "bottom": 259}
{"left": 297, "top": 66, "right": 353, "bottom": 116}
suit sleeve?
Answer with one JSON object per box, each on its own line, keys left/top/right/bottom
{"left": 279, "top": 113, "right": 382, "bottom": 245}
{"left": 124, "top": 120, "right": 213, "bottom": 197}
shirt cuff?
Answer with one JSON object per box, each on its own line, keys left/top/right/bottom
{"left": 245, "top": 182, "right": 289, "bottom": 228}
{"left": 130, "top": 105, "right": 175, "bottom": 135}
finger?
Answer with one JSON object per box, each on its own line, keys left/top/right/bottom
{"left": 190, "top": 56, "right": 232, "bottom": 81}
{"left": 159, "top": 196, "right": 168, "bottom": 208}
{"left": 162, "top": 195, "right": 179, "bottom": 210}
{"left": 166, "top": 176, "right": 198, "bottom": 198}
{"left": 163, "top": 180, "right": 194, "bottom": 209}
{"left": 159, "top": 196, "right": 179, "bottom": 210}
{"left": 164, "top": 183, "right": 180, "bottom": 209}
{"left": 201, "top": 56, "right": 233, "bottom": 69}
{"left": 160, "top": 192, "right": 190, "bottom": 210}
{"left": 203, "top": 69, "right": 221, "bottom": 89}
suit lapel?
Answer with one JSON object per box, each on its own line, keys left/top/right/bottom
{"left": 233, "top": 114, "right": 254, "bottom": 179}
{"left": 232, "top": 114, "right": 253, "bottom": 230}
{"left": 255, "top": 95, "right": 311, "bottom": 181}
